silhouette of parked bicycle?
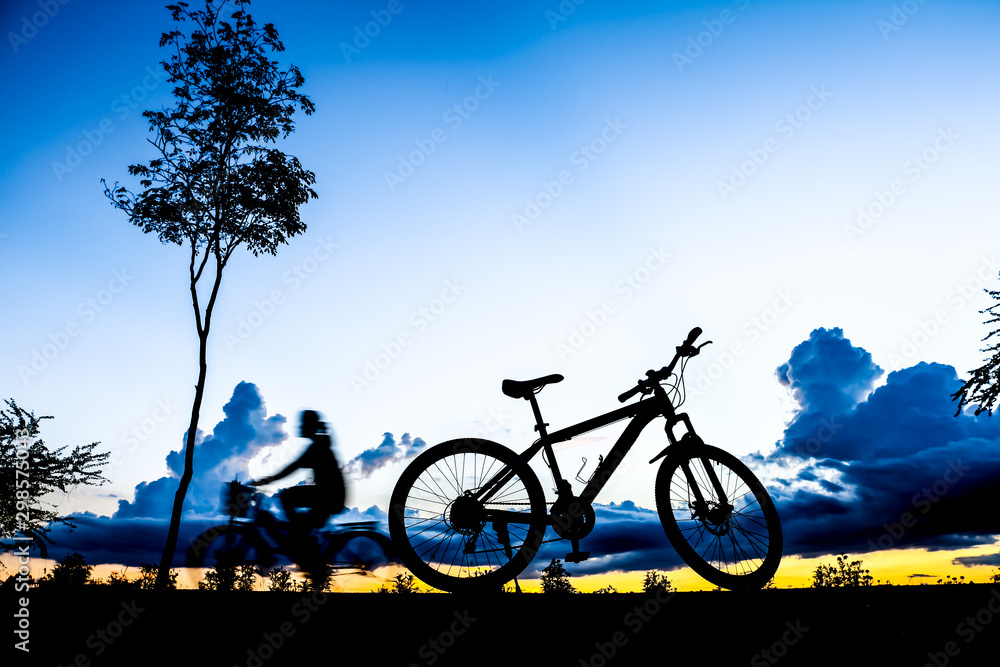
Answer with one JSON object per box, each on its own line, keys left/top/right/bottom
{"left": 389, "top": 327, "right": 782, "bottom": 593}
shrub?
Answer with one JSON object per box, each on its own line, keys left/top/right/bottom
{"left": 811, "top": 554, "right": 872, "bottom": 588}
{"left": 541, "top": 559, "right": 576, "bottom": 595}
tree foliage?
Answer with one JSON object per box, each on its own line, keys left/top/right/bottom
{"left": 811, "top": 553, "right": 873, "bottom": 588}
{"left": 541, "top": 558, "right": 576, "bottom": 594}
{"left": 953, "top": 287, "right": 1000, "bottom": 415}
{"left": 102, "top": 0, "right": 317, "bottom": 258}
{"left": 101, "top": 0, "right": 317, "bottom": 588}
{"left": 1, "top": 399, "right": 108, "bottom": 556}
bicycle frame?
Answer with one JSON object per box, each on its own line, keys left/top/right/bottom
{"left": 232, "top": 490, "right": 379, "bottom": 554}
{"left": 473, "top": 372, "right": 728, "bottom": 527}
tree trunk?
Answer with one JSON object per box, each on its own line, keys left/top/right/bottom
{"left": 155, "top": 239, "right": 227, "bottom": 589}
{"left": 155, "top": 328, "right": 209, "bottom": 589}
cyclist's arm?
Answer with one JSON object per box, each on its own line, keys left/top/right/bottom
{"left": 251, "top": 457, "right": 303, "bottom": 487}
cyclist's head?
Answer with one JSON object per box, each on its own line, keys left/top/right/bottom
{"left": 300, "top": 409, "right": 325, "bottom": 437}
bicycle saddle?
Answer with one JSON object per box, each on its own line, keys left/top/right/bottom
{"left": 501, "top": 374, "right": 564, "bottom": 399}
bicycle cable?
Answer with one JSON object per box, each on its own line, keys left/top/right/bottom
{"left": 657, "top": 355, "right": 689, "bottom": 409}
{"left": 673, "top": 355, "right": 689, "bottom": 408}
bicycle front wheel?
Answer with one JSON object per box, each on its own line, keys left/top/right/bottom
{"left": 389, "top": 438, "right": 546, "bottom": 593}
{"left": 186, "top": 524, "right": 273, "bottom": 570}
{"left": 655, "top": 445, "right": 782, "bottom": 590}
{"left": 324, "top": 531, "right": 395, "bottom": 571}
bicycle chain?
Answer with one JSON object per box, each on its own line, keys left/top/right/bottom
{"left": 464, "top": 500, "right": 565, "bottom": 555}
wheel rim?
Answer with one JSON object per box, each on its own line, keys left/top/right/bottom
{"left": 189, "top": 525, "right": 260, "bottom": 567}
{"left": 663, "top": 453, "right": 778, "bottom": 584}
{"left": 395, "top": 447, "right": 541, "bottom": 586}
{"left": 329, "top": 534, "right": 391, "bottom": 571}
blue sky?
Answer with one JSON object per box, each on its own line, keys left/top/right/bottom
{"left": 3, "top": 0, "right": 1000, "bottom": 585}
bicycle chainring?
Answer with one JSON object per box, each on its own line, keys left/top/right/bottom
{"left": 550, "top": 496, "right": 596, "bottom": 541}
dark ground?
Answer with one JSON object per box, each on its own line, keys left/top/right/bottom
{"left": 11, "top": 585, "right": 1000, "bottom": 666}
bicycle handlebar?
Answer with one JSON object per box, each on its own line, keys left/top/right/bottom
{"left": 617, "top": 372, "right": 652, "bottom": 403}
{"left": 617, "top": 327, "right": 709, "bottom": 403}
{"left": 683, "top": 326, "right": 702, "bottom": 348}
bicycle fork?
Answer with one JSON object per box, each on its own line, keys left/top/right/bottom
{"left": 652, "top": 414, "right": 732, "bottom": 523}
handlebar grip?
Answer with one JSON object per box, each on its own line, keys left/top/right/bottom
{"left": 684, "top": 327, "right": 702, "bottom": 347}
{"left": 618, "top": 385, "right": 642, "bottom": 403}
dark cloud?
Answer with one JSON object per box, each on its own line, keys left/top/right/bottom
{"left": 44, "top": 513, "right": 218, "bottom": 567}
{"left": 954, "top": 553, "right": 1000, "bottom": 568}
{"left": 529, "top": 501, "right": 684, "bottom": 577}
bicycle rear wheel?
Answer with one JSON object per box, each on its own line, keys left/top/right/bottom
{"left": 389, "top": 438, "right": 546, "bottom": 593}
{"left": 655, "top": 445, "right": 782, "bottom": 590}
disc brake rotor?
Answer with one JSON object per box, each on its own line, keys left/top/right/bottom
{"left": 693, "top": 501, "right": 733, "bottom": 536}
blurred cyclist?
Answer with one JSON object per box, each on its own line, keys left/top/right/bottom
{"left": 250, "top": 409, "right": 346, "bottom": 540}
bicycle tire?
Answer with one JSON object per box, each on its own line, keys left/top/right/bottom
{"left": 323, "top": 531, "right": 395, "bottom": 571}
{"left": 185, "top": 523, "right": 274, "bottom": 570}
{"left": 655, "top": 444, "right": 782, "bottom": 590}
{"left": 389, "top": 438, "right": 546, "bottom": 593}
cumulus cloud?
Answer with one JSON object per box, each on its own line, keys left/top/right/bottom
{"left": 114, "top": 381, "right": 288, "bottom": 520}
{"left": 344, "top": 432, "right": 426, "bottom": 479}
{"left": 757, "top": 328, "right": 1000, "bottom": 558}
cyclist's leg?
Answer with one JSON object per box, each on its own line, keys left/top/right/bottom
{"left": 278, "top": 486, "right": 323, "bottom": 563}
{"left": 279, "top": 485, "right": 310, "bottom": 522}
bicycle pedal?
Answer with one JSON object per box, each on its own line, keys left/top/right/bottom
{"left": 565, "top": 551, "right": 590, "bottom": 563}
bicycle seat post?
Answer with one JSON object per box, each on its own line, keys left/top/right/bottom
{"left": 527, "top": 392, "right": 548, "bottom": 438}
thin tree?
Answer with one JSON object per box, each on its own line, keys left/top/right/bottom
{"left": 953, "top": 286, "right": 1000, "bottom": 415}
{"left": 102, "top": 0, "right": 317, "bottom": 588}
